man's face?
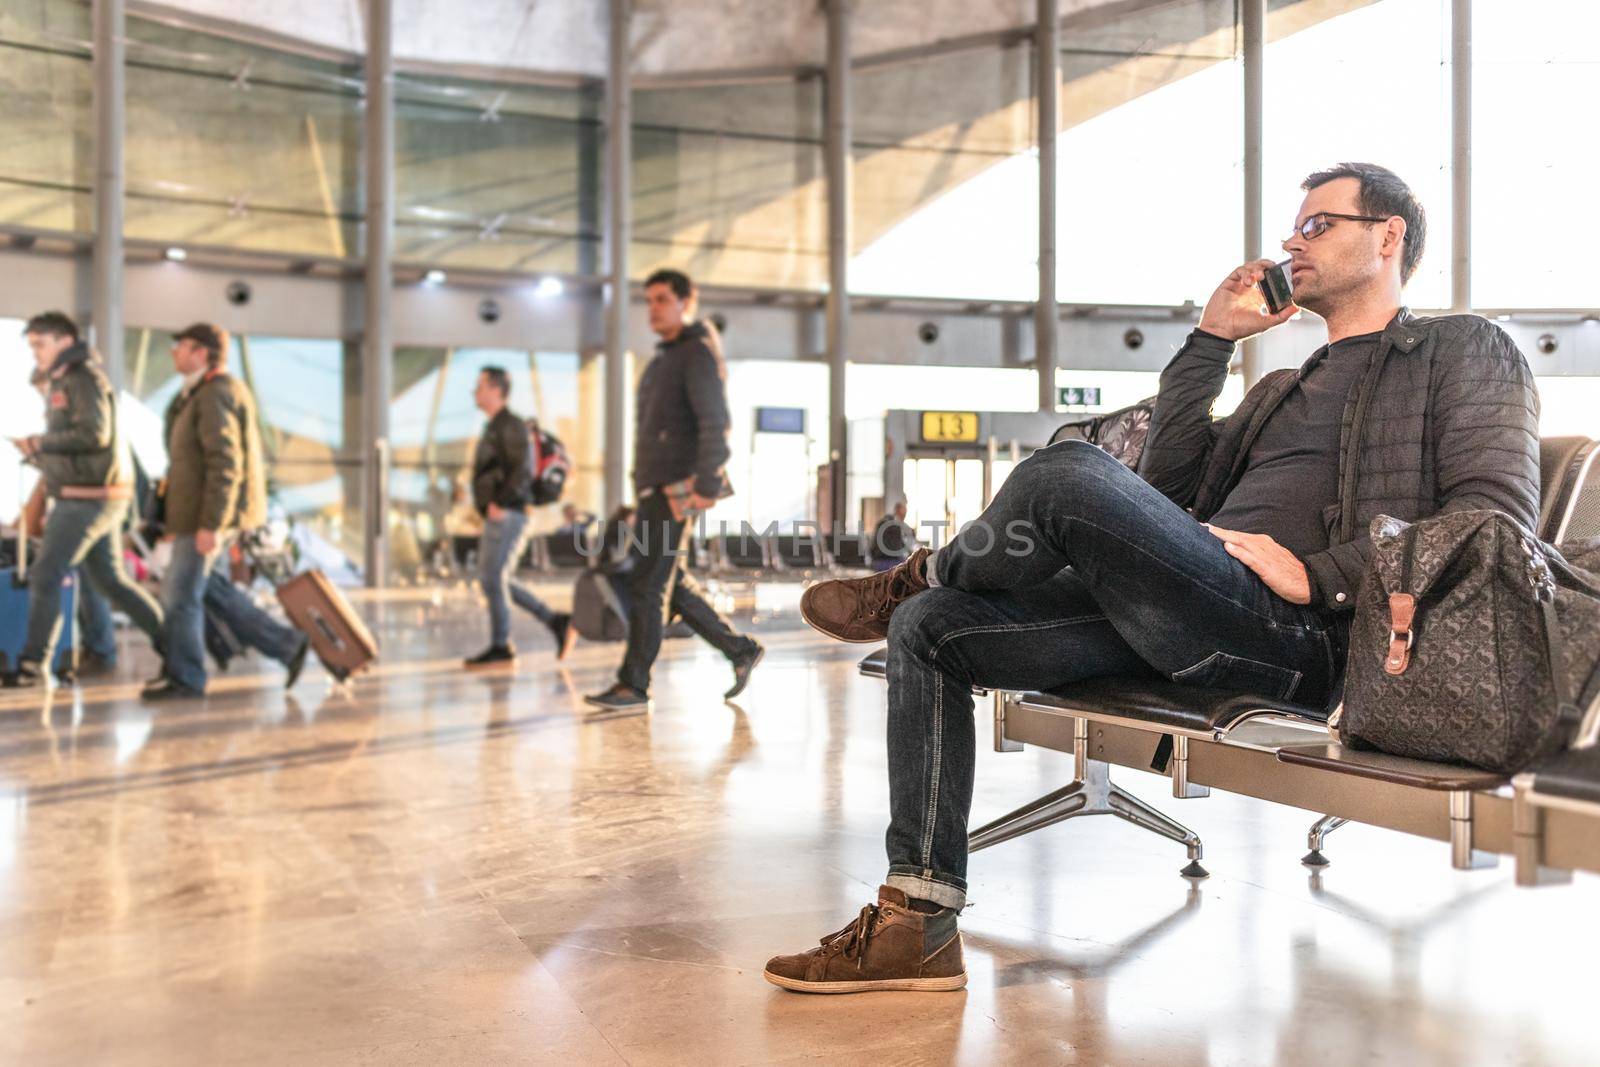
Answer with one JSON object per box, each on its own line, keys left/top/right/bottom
{"left": 474, "top": 372, "right": 504, "bottom": 415}
{"left": 563, "top": 504, "right": 579, "bottom": 523}
{"left": 645, "top": 283, "right": 692, "bottom": 339}
{"left": 170, "top": 338, "right": 209, "bottom": 376}
{"left": 894, "top": 504, "right": 907, "bottom": 520}
{"left": 1282, "top": 177, "right": 1403, "bottom": 315}
{"left": 25, "top": 331, "right": 72, "bottom": 372}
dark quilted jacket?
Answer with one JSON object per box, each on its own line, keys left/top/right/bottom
{"left": 1139, "top": 309, "right": 1541, "bottom": 612}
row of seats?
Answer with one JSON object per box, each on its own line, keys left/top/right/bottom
{"left": 859, "top": 436, "right": 1600, "bottom": 886}
{"left": 529, "top": 530, "right": 876, "bottom": 577}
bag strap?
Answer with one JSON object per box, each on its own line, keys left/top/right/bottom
{"left": 1385, "top": 523, "right": 1423, "bottom": 675}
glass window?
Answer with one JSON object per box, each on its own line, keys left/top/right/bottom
{"left": 396, "top": 77, "right": 599, "bottom": 275}
{"left": 121, "top": 18, "right": 362, "bottom": 258}
{"left": 0, "top": 0, "right": 91, "bottom": 234}
{"left": 1263, "top": 0, "right": 1451, "bottom": 310}
{"left": 1535, "top": 377, "right": 1600, "bottom": 439}
{"left": 851, "top": 39, "right": 1034, "bottom": 301}
{"left": 1472, "top": 3, "right": 1600, "bottom": 308}
{"left": 633, "top": 79, "right": 826, "bottom": 290}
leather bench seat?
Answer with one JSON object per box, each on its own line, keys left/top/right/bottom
{"left": 1526, "top": 747, "right": 1600, "bottom": 806}
{"left": 1031, "top": 675, "right": 1327, "bottom": 734}
{"left": 1275, "top": 743, "right": 1508, "bottom": 791}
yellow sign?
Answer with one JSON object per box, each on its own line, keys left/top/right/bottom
{"left": 920, "top": 411, "right": 980, "bottom": 444}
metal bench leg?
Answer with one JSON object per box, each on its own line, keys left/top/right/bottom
{"left": 968, "top": 775, "right": 1096, "bottom": 853}
{"left": 1106, "top": 781, "right": 1208, "bottom": 879}
{"left": 993, "top": 690, "right": 1024, "bottom": 753}
{"left": 1449, "top": 790, "right": 1499, "bottom": 871}
{"left": 1511, "top": 782, "right": 1574, "bottom": 887}
{"left": 1301, "top": 815, "right": 1349, "bottom": 868}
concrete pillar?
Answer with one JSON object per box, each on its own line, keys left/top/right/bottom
{"left": 825, "top": 0, "right": 852, "bottom": 528}
{"left": 91, "top": 0, "right": 125, "bottom": 387}
{"left": 1036, "top": 0, "right": 1059, "bottom": 413}
{"left": 603, "top": 0, "right": 632, "bottom": 513}
{"left": 1241, "top": 0, "right": 1265, "bottom": 386}
{"left": 1451, "top": 0, "right": 1471, "bottom": 313}
{"left": 362, "top": 0, "right": 394, "bottom": 587}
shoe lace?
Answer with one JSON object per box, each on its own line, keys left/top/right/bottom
{"left": 821, "top": 903, "right": 887, "bottom": 970}
{"left": 852, "top": 564, "right": 921, "bottom": 623}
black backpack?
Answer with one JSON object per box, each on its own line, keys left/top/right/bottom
{"left": 527, "top": 421, "right": 572, "bottom": 505}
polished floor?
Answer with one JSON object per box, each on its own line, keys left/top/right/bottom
{"left": 1, "top": 577, "right": 1596, "bottom": 1066}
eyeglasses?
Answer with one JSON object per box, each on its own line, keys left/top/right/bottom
{"left": 1288, "top": 212, "right": 1395, "bottom": 243}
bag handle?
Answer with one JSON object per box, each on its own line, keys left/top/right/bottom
{"left": 1384, "top": 523, "right": 1423, "bottom": 675}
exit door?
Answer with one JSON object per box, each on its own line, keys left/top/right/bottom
{"left": 903, "top": 456, "right": 986, "bottom": 545}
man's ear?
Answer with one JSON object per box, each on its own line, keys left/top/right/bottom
{"left": 1381, "top": 216, "right": 1407, "bottom": 267}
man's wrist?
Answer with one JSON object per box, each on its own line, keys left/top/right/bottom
{"left": 1190, "top": 326, "right": 1238, "bottom": 349}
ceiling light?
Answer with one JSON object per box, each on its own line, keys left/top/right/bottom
{"left": 1496, "top": 314, "right": 1512, "bottom": 322}
{"left": 164, "top": 247, "right": 187, "bottom": 262}
{"left": 423, "top": 269, "right": 446, "bottom": 285}
{"left": 533, "top": 275, "right": 564, "bottom": 298}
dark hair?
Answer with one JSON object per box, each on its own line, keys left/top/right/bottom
{"left": 1302, "top": 162, "right": 1427, "bottom": 285}
{"left": 24, "top": 311, "right": 78, "bottom": 341}
{"left": 644, "top": 268, "right": 693, "bottom": 300}
{"left": 174, "top": 322, "right": 229, "bottom": 368}
{"left": 479, "top": 365, "right": 511, "bottom": 396}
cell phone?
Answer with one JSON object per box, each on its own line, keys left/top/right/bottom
{"left": 1259, "top": 259, "right": 1294, "bottom": 315}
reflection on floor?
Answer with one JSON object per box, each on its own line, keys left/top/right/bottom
{"left": 0, "top": 579, "right": 1596, "bottom": 1065}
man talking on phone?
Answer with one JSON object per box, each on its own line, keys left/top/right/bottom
{"left": 770, "top": 163, "right": 1539, "bottom": 994}
{"left": 583, "top": 268, "right": 763, "bottom": 714}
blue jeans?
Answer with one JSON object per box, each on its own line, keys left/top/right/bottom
{"left": 884, "top": 440, "right": 1339, "bottom": 909}
{"left": 204, "top": 568, "right": 302, "bottom": 665}
{"left": 479, "top": 510, "right": 556, "bottom": 647}
{"left": 77, "top": 574, "right": 117, "bottom": 661}
{"left": 161, "top": 534, "right": 229, "bottom": 691}
{"left": 617, "top": 491, "right": 756, "bottom": 693}
{"left": 22, "top": 499, "right": 164, "bottom": 668}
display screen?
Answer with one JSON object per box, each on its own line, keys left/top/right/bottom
{"left": 756, "top": 406, "right": 807, "bottom": 434}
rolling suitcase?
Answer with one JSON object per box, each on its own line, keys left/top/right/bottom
{"left": 275, "top": 569, "right": 377, "bottom": 682}
{"left": 0, "top": 514, "right": 78, "bottom": 677}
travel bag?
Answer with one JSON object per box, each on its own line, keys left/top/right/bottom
{"left": 0, "top": 512, "right": 78, "bottom": 676}
{"left": 1340, "top": 510, "right": 1600, "bottom": 774}
{"left": 275, "top": 569, "right": 377, "bottom": 682}
{"left": 1048, "top": 397, "right": 1154, "bottom": 469}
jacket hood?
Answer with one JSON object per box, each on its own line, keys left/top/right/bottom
{"left": 49, "top": 341, "right": 93, "bottom": 377}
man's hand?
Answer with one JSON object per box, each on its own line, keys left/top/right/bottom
{"left": 195, "top": 528, "right": 218, "bottom": 556}
{"left": 486, "top": 503, "right": 506, "bottom": 522}
{"left": 1206, "top": 524, "right": 1312, "bottom": 605}
{"left": 686, "top": 492, "right": 717, "bottom": 512}
{"left": 1197, "top": 259, "right": 1299, "bottom": 342}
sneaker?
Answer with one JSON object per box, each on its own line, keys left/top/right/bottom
{"left": 140, "top": 677, "right": 205, "bottom": 702}
{"left": 7, "top": 660, "right": 48, "bottom": 690}
{"left": 464, "top": 645, "right": 517, "bottom": 669}
{"left": 724, "top": 642, "right": 764, "bottom": 700}
{"left": 74, "top": 651, "right": 118, "bottom": 680}
{"left": 582, "top": 683, "right": 651, "bottom": 713}
{"left": 548, "top": 614, "right": 578, "bottom": 661}
{"left": 284, "top": 634, "right": 311, "bottom": 689}
{"left": 799, "top": 547, "right": 931, "bottom": 643}
{"left": 763, "top": 885, "right": 966, "bottom": 994}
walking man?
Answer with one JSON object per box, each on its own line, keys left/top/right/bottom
{"left": 584, "top": 269, "right": 764, "bottom": 713}
{"left": 463, "top": 366, "right": 574, "bottom": 667}
{"left": 143, "top": 323, "right": 309, "bottom": 700}
{"left": 6, "top": 312, "right": 166, "bottom": 688}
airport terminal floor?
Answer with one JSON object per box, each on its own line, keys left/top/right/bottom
{"left": 0, "top": 579, "right": 1595, "bottom": 1066}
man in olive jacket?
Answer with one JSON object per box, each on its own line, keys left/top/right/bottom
{"left": 6, "top": 312, "right": 165, "bottom": 688}
{"left": 144, "top": 323, "right": 308, "bottom": 700}
{"left": 583, "top": 268, "right": 763, "bottom": 713}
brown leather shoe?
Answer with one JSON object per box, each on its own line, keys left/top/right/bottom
{"left": 800, "top": 547, "right": 931, "bottom": 643}
{"left": 763, "top": 885, "right": 966, "bottom": 994}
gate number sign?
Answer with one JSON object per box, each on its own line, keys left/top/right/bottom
{"left": 920, "top": 411, "right": 980, "bottom": 443}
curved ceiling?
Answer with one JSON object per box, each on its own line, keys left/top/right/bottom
{"left": 127, "top": 0, "right": 1111, "bottom": 81}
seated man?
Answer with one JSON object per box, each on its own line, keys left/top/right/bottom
{"left": 769, "top": 163, "right": 1540, "bottom": 994}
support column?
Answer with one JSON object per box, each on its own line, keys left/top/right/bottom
{"left": 1241, "top": 0, "right": 1265, "bottom": 386}
{"left": 91, "top": 0, "right": 125, "bottom": 387}
{"left": 362, "top": 0, "right": 394, "bottom": 588}
{"left": 1035, "top": 0, "right": 1059, "bottom": 413}
{"left": 825, "top": 0, "right": 852, "bottom": 528}
{"left": 603, "top": 0, "right": 632, "bottom": 514}
{"left": 1451, "top": 0, "right": 1471, "bottom": 313}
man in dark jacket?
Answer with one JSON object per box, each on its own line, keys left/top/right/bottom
{"left": 6, "top": 312, "right": 165, "bottom": 689}
{"left": 583, "top": 269, "right": 764, "bottom": 713}
{"left": 144, "top": 323, "right": 309, "bottom": 700}
{"left": 464, "top": 366, "right": 573, "bottom": 667}
{"left": 776, "top": 163, "right": 1540, "bottom": 993}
